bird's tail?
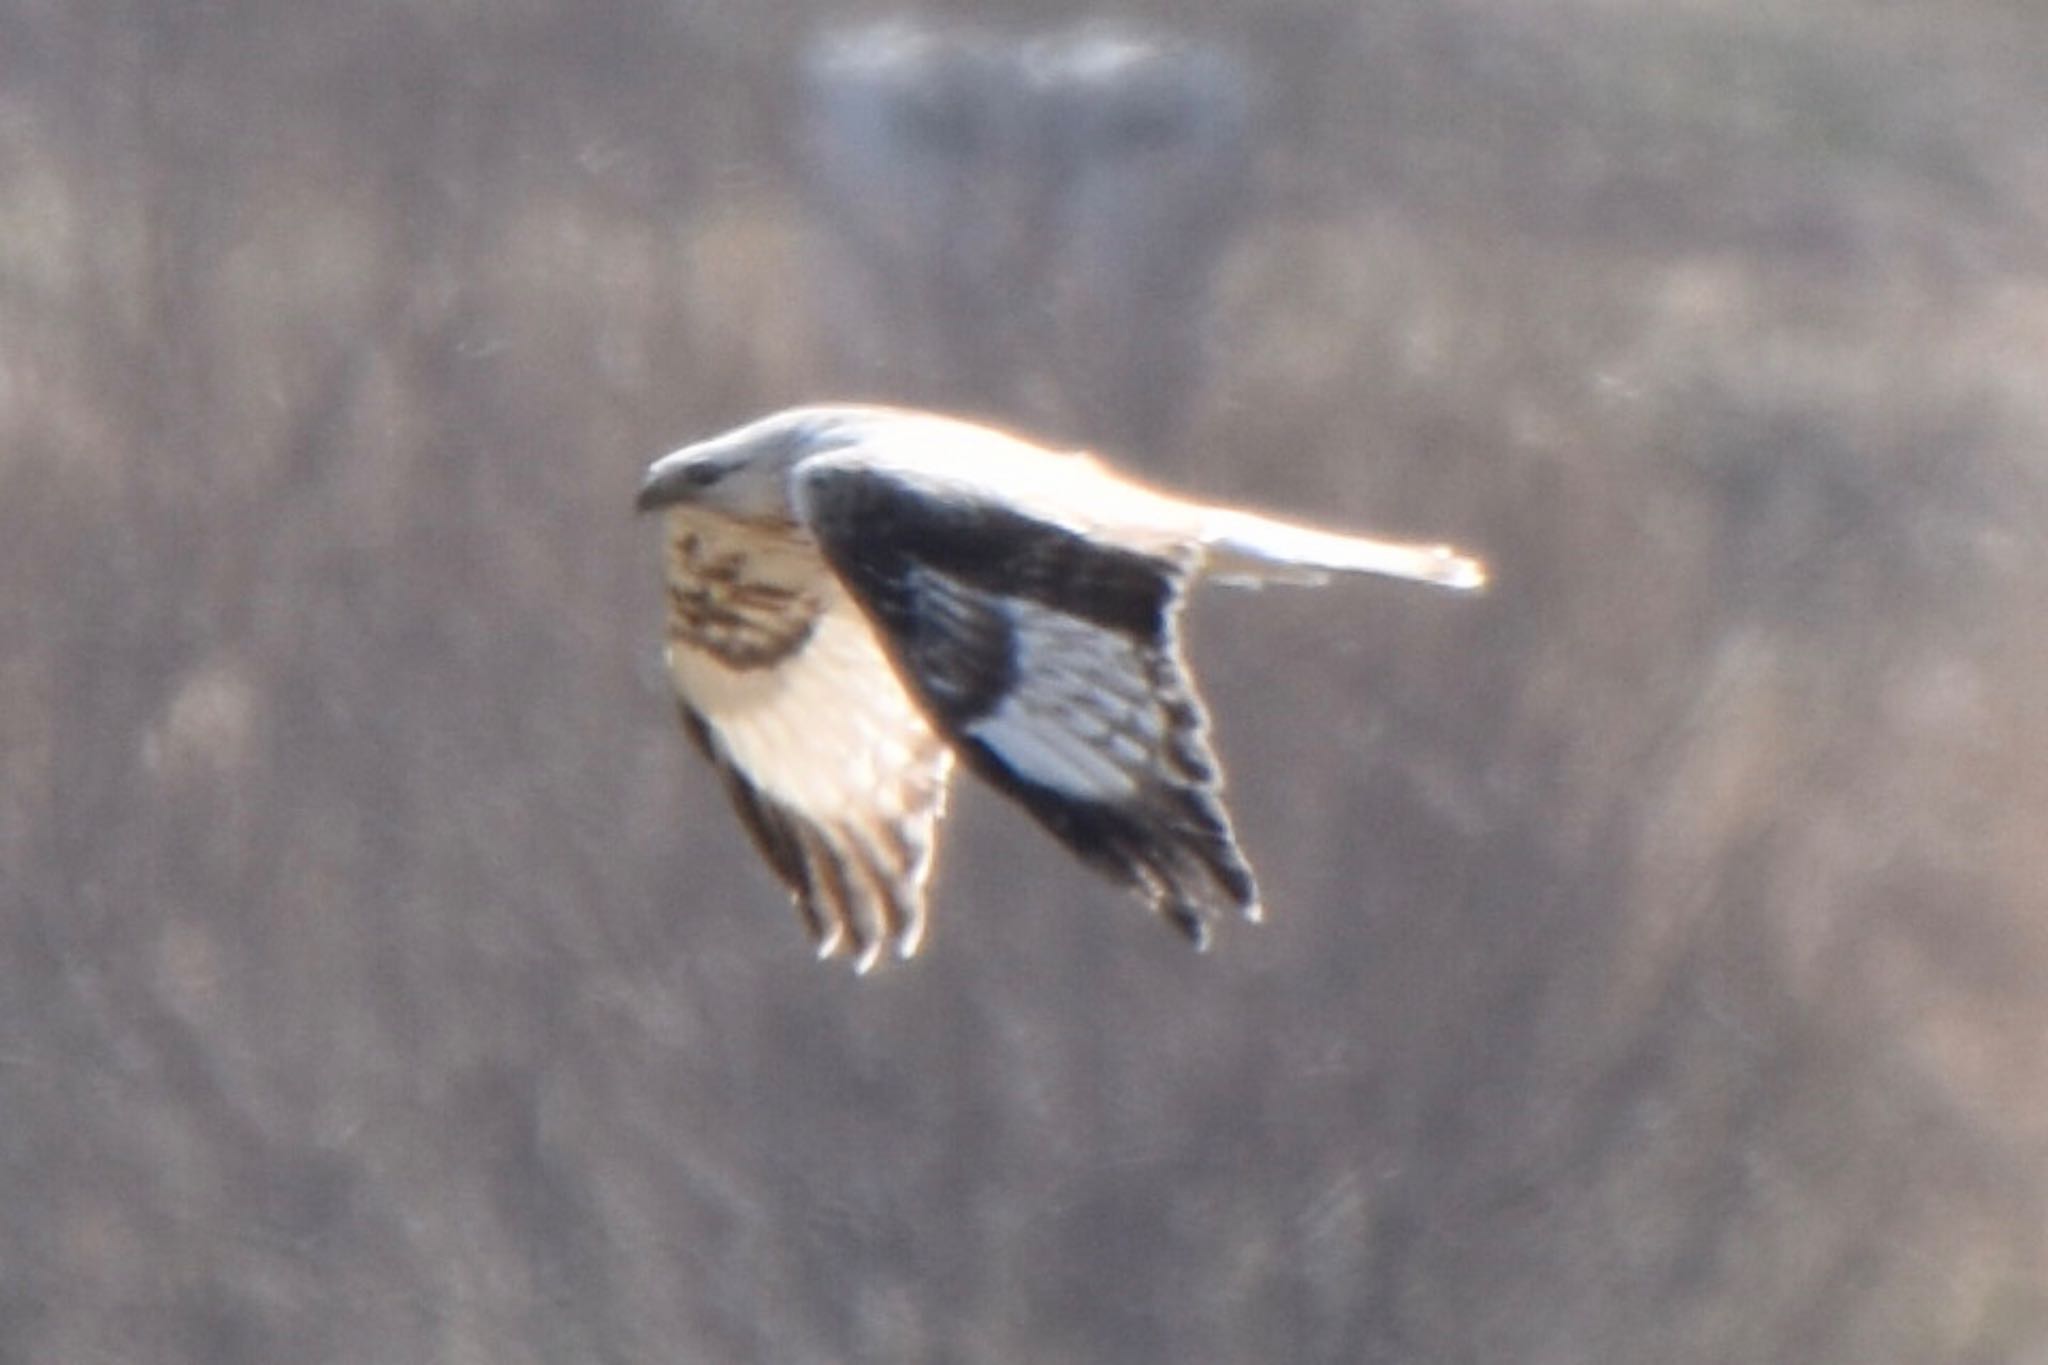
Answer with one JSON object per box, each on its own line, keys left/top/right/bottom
{"left": 1197, "top": 507, "right": 1488, "bottom": 592}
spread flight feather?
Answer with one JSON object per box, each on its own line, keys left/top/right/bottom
{"left": 638, "top": 404, "right": 1484, "bottom": 971}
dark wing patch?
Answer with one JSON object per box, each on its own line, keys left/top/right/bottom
{"left": 797, "top": 462, "right": 1259, "bottom": 943}
{"left": 678, "top": 706, "right": 943, "bottom": 967}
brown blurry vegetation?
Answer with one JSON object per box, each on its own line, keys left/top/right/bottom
{"left": 2, "top": 1, "right": 2045, "bottom": 1361}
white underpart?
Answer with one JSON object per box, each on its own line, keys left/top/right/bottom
{"left": 667, "top": 581, "right": 940, "bottom": 822}
{"left": 964, "top": 603, "right": 1158, "bottom": 801}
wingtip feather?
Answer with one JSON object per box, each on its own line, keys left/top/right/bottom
{"left": 1430, "top": 546, "right": 1489, "bottom": 592}
{"left": 811, "top": 922, "right": 846, "bottom": 960}
{"left": 1201, "top": 508, "right": 1489, "bottom": 593}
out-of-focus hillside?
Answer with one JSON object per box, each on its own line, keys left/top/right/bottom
{"left": 1, "top": 1, "right": 2044, "bottom": 1361}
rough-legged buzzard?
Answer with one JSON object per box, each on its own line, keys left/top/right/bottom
{"left": 637, "top": 404, "right": 1485, "bottom": 971}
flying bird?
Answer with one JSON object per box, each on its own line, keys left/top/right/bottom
{"left": 637, "top": 405, "right": 1485, "bottom": 971}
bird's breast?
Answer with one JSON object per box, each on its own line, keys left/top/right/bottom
{"left": 661, "top": 509, "right": 829, "bottom": 672}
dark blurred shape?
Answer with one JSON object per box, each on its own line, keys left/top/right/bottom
{"left": 799, "top": 18, "right": 1254, "bottom": 456}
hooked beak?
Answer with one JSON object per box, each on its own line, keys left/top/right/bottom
{"left": 635, "top": 447, "right": 707, "bottom": 513}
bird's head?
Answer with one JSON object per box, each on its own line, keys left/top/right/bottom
{"left": 635, "top": 406, "right": 883, "bottom": 522}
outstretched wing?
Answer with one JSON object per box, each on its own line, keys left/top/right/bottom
{"left": 664, "top": 561, "right": 955, "bottom": 971}
{"left": 794, "top": 455, "right": 1259, "bottom": 945}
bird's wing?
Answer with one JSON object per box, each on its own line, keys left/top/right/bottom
{"left": 665, "top": 558, "right": 955, "bottom": 971}
{"left": 793, "top": 452, "right": 1259, "bottom": 945}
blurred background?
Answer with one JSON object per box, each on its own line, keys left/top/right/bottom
{"left": 3, "top": 0, "right": 2046, "bottom": 1360}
